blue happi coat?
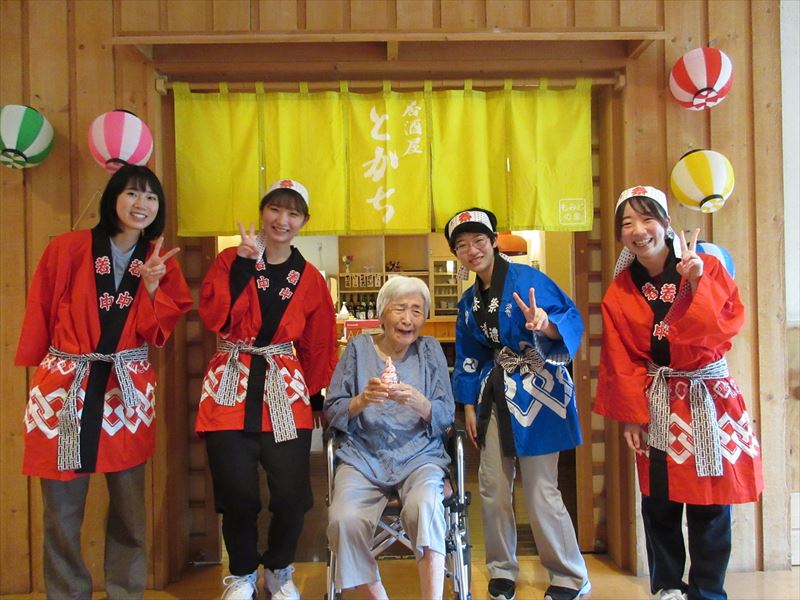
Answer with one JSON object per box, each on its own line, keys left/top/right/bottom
{"left": 453, "top": 260, "right": 584, "bottom": 456}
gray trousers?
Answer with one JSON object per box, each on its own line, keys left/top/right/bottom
{"left": 40, "top": 463, "right": 147, "bottom": 600}
{"left": 480, "top": 410, "right": 587, "bottom": 590}
{"left": 327, "top": 463, "right": 446, "bottom": 590}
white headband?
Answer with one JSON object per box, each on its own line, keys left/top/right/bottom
{"left": 615, "top": 185, "right": 668, "bottom": 217}
{"left": 447, "top": 210, "right": 494, "bottom": 239}
{"left": 267, "top": 179, "right": 309, "bottom": 207}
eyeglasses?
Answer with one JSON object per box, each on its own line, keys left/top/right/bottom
{"left": 454, "top": 235, "right": 491, "bottom": 255}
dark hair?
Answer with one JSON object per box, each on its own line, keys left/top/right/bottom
{"left": 614, "top": 196, "right": 670, "bottom": 241}
{"left": 259, "top": 188, "right": 309, "bottom": 218}
{"left": 96, "top": 164, "right": 165, "bottom": 240}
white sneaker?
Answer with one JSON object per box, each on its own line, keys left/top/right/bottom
{"left": 655, "top": 590, "right": 686, "bottom": 600}
{"left": 222, "top": 569, "right": 259, "bottom": 600}
{"left": 264, "top": 565, "right": 300, "bottom": 600}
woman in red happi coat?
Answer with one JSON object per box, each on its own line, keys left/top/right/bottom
{"left": 594, "top": 185, "right": 763, "bottom": 600}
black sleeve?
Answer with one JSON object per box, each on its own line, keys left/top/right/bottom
{"left": 310, "top": 391, "right": 325, "bottom": 412}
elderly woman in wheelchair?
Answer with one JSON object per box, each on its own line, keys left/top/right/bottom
{"left": 324, "top": 276, "right": 462, "bottom": 600}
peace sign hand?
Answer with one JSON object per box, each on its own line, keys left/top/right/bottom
{"left": 513, "top": 288, "right": 550, "bottom": 332}
{"left": 676, "top": 228, "right": 704, "bottom": 290}
{"left": 141, "top": 236, "right": 180, "bottom": 296}
{"left": 236, "top": 221, "right": 261, "bottom": 260}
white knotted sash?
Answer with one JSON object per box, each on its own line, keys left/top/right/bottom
{"left": 215, "top": 339, "right": 297, "bottom": 443}
{"left": 48, "top": 344, "right": 149, "bottom": 471}
{"left": 646, "top": 357, "right": 729, "bottom": 477}
{"left": 495, "top": 346, "right": 546, "bottom": 375}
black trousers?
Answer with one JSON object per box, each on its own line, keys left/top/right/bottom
{"left": 642, "top": 495, "right": 732, "bottom": 600}
{"left": 205, "top": 429, "right": 313, "bottom": 575}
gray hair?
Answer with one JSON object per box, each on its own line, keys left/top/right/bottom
{"left": 376, "top": 275, "right": 431, "bottom": 319}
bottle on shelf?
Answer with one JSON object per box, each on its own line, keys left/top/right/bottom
{"left": 357, "top": 294, "right": 367, "bottom": 320}
{"left": 367, "top": 297, "right": 376, "bottom": 319}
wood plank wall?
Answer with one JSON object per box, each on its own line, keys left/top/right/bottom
{"left": 0, "top": 0, "right": 789, "bottom": 593}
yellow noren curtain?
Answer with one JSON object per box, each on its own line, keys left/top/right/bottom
{"left": 173, "top": 80, "right": 592, "bottom": 237}
{"left": 260, "top": 89, "right": 347, "bottom": 235}
{"left": 348, "top": 90, "right": 430, "bottom": 234}
{"left": 174, "top": 83, "right": 260, "bottom": 236}
{"left": 429, "top": 85, "right": 509, "bottom": 231}
{"left": 509, "top": 79, "right": 593, "bottom": 231}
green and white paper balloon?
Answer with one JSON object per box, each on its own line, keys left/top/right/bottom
{"left": 1, "top": 104, "right": 55, "bottom": 169}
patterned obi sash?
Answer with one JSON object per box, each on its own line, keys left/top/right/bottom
{"left": 215, "top": 339, "right": 297, "bottom": 443}
{"left": 646, "top": 357, "right": 729, "bottom": 477}
{"left": 48, "top": 344, "right": 149, "bottom": 471}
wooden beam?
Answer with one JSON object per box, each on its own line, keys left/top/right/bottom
{"left": 111, "top": 28, "right": 668, "bottom": 45}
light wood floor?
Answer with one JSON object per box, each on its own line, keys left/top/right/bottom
{"left": 3, "top": 556, "right": 798, "bottom": 599}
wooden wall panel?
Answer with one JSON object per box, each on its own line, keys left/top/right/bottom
{"left": 25, "top": 0, "right": 74, "bottom": 592}
{"left": 574, "top": 0, "right": 618, "bottom": 28}
{"left": 165, "top": 0, "right": 212, "bottom": 32}
{"left": 486, "top": 0, "right": 530, "bottom": 28}
{"left": 441, "top": 0, "right": 486, "bottom": 29}
{"left": 117, "top": 0, "right": 161, "bottom": 33}
{"left": 619, "top": 0, "right": 661, "bottom": 28}
{"left": 750, "top": 0, "right": 790, "bottom": 571}
{"left": 259, "top": 0, "right": 299, "bottom": 31}
{"left": 0, "top": 1, "right": 31, "bottom": 592}
{"left": 351, "top": 0, "right": 393, "bottom": 30}
{"left": 623, "top": 41, "right": 666, "bottom": 186}
{"left": 396, "top": 0, "right": 436, "bottom": 29}
{"left": 530, "top": 0, "right": 573, "bottom": 28}
{"left": 305, "top": 0, "right": 348, "bottom": 30}
{"left": 212, "top": 0, "right": 252, "bottom": 31}
{"left": 707, "top": 0, "right": 759, "bottom": 571}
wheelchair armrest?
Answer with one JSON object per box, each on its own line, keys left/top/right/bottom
{"left": 325, "top": 429, "right": 338, "bottom": 504}
{"left": 444, "top": 425, "right": 469, "bottom": 507}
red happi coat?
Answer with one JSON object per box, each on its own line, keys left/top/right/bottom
{"left": 15, "top": 230, "right": 193, "bottom": 481}
{"left": 195, "top": 246, "right": 337, "bottom": 433}
{"left": 595, "top": 254, "right": 763, "bottom": 505}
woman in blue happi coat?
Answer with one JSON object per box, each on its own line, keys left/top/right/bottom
{"left": 447, "top": 208, "right": 590, "bottom": 600}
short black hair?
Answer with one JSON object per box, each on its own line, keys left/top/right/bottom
{"left": 259, "top": 188, "right": 309, "bottom": 218}
{"left": 96, "top": 164, "right": 165, "bottom": 240}
{"left": 614, "top": 196, "right": 670, "bottom": 241}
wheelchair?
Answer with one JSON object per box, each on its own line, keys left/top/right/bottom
{"left": 324, "top": 428, "right": 472, "bottom": 600}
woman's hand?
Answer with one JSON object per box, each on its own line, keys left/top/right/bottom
{"left": 141, "top": 237, "right": 180, "bottom": 297}
{"left": 463, "top": 404, "right": 478, "bottom": 448}
{"left": 512, "top": 288, "right": 561, "bottom": 340}
{"left": 623, "top": 422, "right": 648, "bottom": 456}
{"left": 389, "top": 383, "right": 432, "bottom": 422}
{"left": 348, "top": 377, "right": 389, "bottom": 417}
{"left": 236, "top": 221, "right": 261, "bottom": 260}
{"left": 677, "top": 227, "right": 703, "bottom": 292}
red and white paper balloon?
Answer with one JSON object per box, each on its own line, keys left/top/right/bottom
{"left": 88, "top": 110, "right": 153, "bottom": 172}
{"left": 669, "top": 47, "right": 733, "bottom": 110}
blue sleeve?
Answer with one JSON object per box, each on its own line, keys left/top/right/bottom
{"left": 452, "top": 294, "right": 493, "bottom": 405}
{"left": 515, "top": 266, "right": 584, "bottom": 364}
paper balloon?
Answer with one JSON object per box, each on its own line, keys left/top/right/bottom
{"left": 669, "top": 47, "right": 733, "bottom": 110}
{"left": 670, "top": 149, "right": 735, "bottom": 213}
{"left": 88, "top": 110, "right": 153, "bottom": 172}
{"left": 0, "top": 104, "right": 54, "bottom": 169}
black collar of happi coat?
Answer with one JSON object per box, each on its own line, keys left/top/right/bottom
{"left": 471, "top": 254, "right": 509, "bottom": 350}
{"left": 629, "top": 252, "right": 681, "bottom": 366}
{"left": 254, "top": 246, "right": 306, "bottom": 346}
{"left": 91, "top": 227, "right": 148, "bottom": 354}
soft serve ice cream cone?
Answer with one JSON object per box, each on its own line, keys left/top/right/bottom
{"left": 380, "top": 356, "right": 399, "bottom": 385}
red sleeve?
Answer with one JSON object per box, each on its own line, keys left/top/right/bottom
{"left": 594, "top": 287, "right": 651, "bottom": 424}
{"left": 667, "top": 255, "right": 744, "bottom": 348}
{"left": 15, "top": 236, "right": 70, "bottom": 366}
{"left": 294, "top": 268, "right": 337, "bottom": 396}
{"left": 134, "top": 251, "right": 194, "bottom": 347}
{"left": 198, "top": 247, "right": 252, "bottom": 334}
